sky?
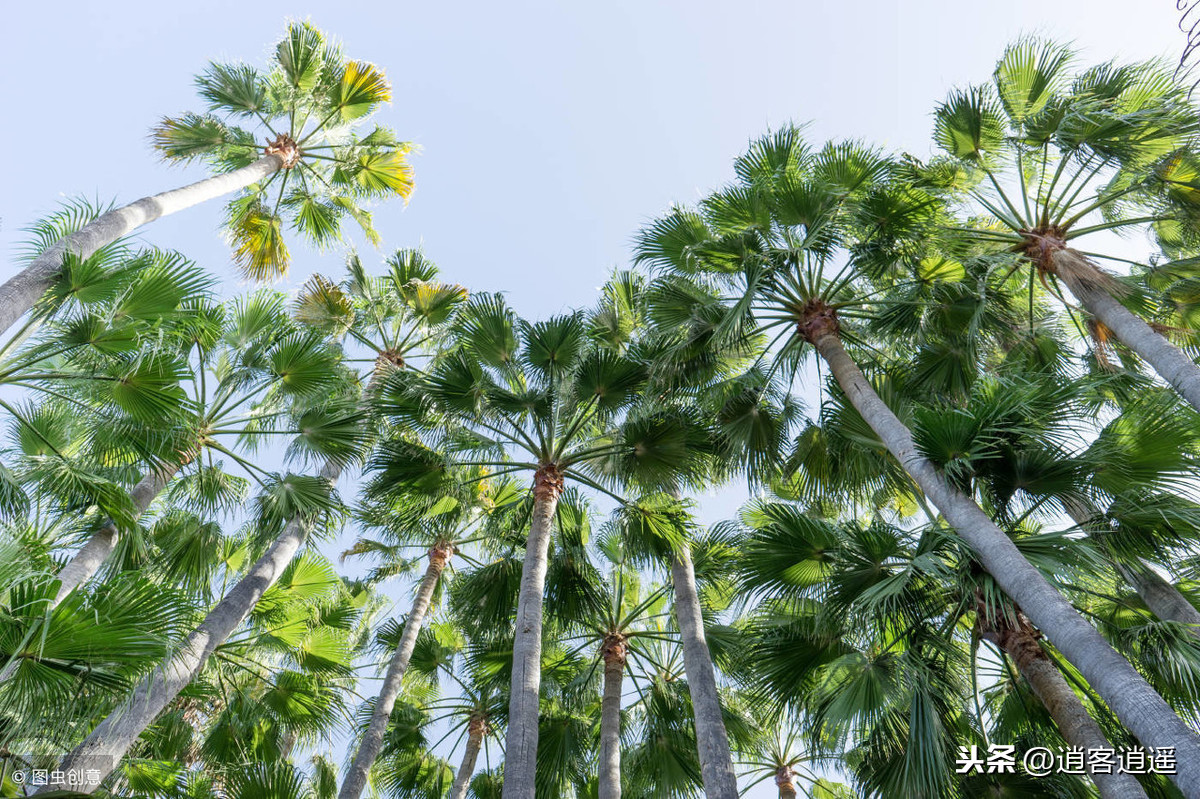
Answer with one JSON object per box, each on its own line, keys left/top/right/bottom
{"left": 1, "top": 1, "right": 1193, "bottom": 796}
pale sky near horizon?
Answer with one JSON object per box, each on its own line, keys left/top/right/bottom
{"left": 1, "top": 1, "right": 1193, "bottom": 795}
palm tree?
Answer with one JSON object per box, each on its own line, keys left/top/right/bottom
{"left": 551, "top": 528, "right": 680, "bottom": 799}
{"left": 336, "top": 476, "right": 502, "bottom": 799}
{"left": 631, "top": 273, "right": 801, "bottom": 799}
{"left": 39, "top": 248, "right": 463, "bottom": 790}
{"left": 0, "top": 21, "right": 413, "bottom": 337}
{"left": 49, "top": 289, "right": 347, "bottom": 606}
{"left": 371, "top": 294, "right": 707, "bottom": 798}
{"left": 635, "top": 127, "right": 1200, "bottom": 794}
{"left": 288, "top": 248, "right": 466, "bottom": 799}
{"left": 0, "top": 217, "right": 211, "bottom": 533}
{"left": 734, "top": 711, "right": 833, "bottom": 799}
{"left": 34, "top": 463, "right": 343, "bottom": 793}
{"left": 737, "top": 501, "right": 1152, "bottom": 798}
{"left": 927, "top": 39, "right": 1200, "bottom": 414}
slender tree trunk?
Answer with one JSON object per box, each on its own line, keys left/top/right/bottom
{"left": 501, "top": 465, "right": 563, "bottom": 799}
{"left": 980, "top": 610, "right": 1148, "bottom": 799}
{"left": 670, "top": 542, "right": 739, "bottom": 799}
{"left": 1122, "top": 565, "right": 1200, "bottom": 636}
{"left": 810, "top": 329, "right": 1200, "bottom": 796}
{"left": 1062, "top": 273, "right": 1200, "bottom": 416}
{"left": 1065, "top": 502, "right": 1200, "bottom": 641}
{"left": 774, "top": 766, "right": 797, "bottom": 799}
{"left": 598, "top": 634, "right": 627, "bottom": 799}
{"left": 449, "top": 716, "right": 487, "bottom": 799}
{"left": 338, "top": 541, "right": 453, "bottom": 799}
{"left": 0, "top": 155, "right": 282, "bottom": 337}
{"left": 36, "top": 459, "right": 339, "bottom": 794}
{"left": 53, "top": 466, "right": 176, "bottom": 606}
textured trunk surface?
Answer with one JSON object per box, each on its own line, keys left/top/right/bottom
{"left": 1065, "top": 275, "right": 1200, "bottom": 416}
{"left": 775, "top": 766, "right": 798, "bottom": 799}
{"left": 0, "top": 156, "right": 282, "bottom": 337}
{"left": 39, "top": 459, "right": 340, "bottom": 794}
{"left": 984, "top": 613, "right": 1148, "bottom": 799}
{"left": 598, "top": 638, "right": 626, "bottom": 799}
{"left": 1122, "top": 565, "right": 1200, "bottom": 638}
{"left": 338, "top": 544, "right": 451, "bottom": 799}
{"left": 53, "top": 467, "right": 175, "bottom": 606}
{"left": 671, "top": 544, "right": 739, "bottom": 799}
{"left": 449, "top": 720, "right": 486, "bottom": 799}
{"left": 1065, "top": 503, "right": 1200, "bottom": 641}
{"left": 812, "top": 331, "right": 1200, "bottom": 797}
{"left": 501, "top": 471, "right": 562, "bottom": 799}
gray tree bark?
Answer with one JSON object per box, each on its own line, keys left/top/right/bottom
{"left": 1122, "top": 565, "right": 1200, "bottom": 638}
{"left": 1064, "top": 274, "right": 1200, "bottom": 417}
{"left": 53, "top": 467, "right": 176, "bottom": 606}
{"left": 598, "top": 635, "right": 626, "bottom": 799}
{"left": 671, "top": 544, "right": 739, "bottom": 799}
{"left": 449, "top": 717, "right": 487, "bottom": 799}
{"left": 36, "top": 459, "right": 338, "bottom": 794}
{"left": 337, "top": 542, "right": 453, "bottom": 799}
{"left": 812, "top": 330, "right": 1200, "bottom": 797}
{"left": 0, "top": 155, "right": 282, "bottom": 336}
{"left": 1065, "top": 502, "right": 1200, "bottom": 641}
{"left": 981, "top": 611, "right": 1148, "bottom": 799}
{"left": 501, "top": 467, "right": 562, "bottom": 799}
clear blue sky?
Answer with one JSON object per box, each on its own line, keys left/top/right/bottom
{"left": 1, "top": 1, "right": 1190, "bottom": 795}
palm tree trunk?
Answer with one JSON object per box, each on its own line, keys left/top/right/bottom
{"left": 670, "top": 542, "right": 739, "bottom": 799}
{"left": 0, "top": 155, "right": 282, "bottom": 336}
{"left": 53, "top": 466, "right": 176, "bottom": 606}
{"left": 1121, "top": 564, "right": 1200, "bottom": 635}
{"left": 338, "top": 541, "right": 453, "bottom": 799}
{"left": 810, "top": 329, "right": 1200, "bottom": 796}
{"left": 980, "top": 610, "right": 1148, "bottom": 799}
{"left": 501, "top": 465, "right": 563, "bottom": 799}
{"left": 1064, "top": 502, "right": 1200, "bottom": 641}
{"left": 449, "top": 716, "right": 487, "bottom": 799}
{"left": 599, "top": 634, "right": 627, "bottom": 799}
{"left": 1063, "top": 273, "right": 1200, "bottom": 416}
{"left": 774, "top": 766, "right": 797, "bottom": 799}
{"left": 36, "top": 458, "right": 339, "bottom": 794}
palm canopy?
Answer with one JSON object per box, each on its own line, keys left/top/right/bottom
{"left": 371, "top": 292, "right": 710, "bottom": 501}
{"left": 295, "top": 248, "right": 467, "bottom": 376}
{"left": 929, "top": 38, "right": 1200, "bottom": 260}
{"left": 634, "top": 128, "right": 901, "bottom": 385}
{"left": 924, "top": 38, "right": 1200, "bottom": 413}
{"left": 733, "top": 501, "right": 1136, "bottom": 798}
{"left": 154, "top": 21, "right": 414, "bottom": 280}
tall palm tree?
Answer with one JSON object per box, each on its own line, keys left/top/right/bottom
{"left": 0, "top": 21, "right": 413, "bottom": 336}
{"left": 35, "top": 462, "right": 343, "bottom": 793}
{"left": 336, "top": 476, "right": 504, "bottom": 799}
{"left": 0, "top": 218, "right": 212, "bottom": 532}
{"left": 631, "top": 269, "right": 801, "bottom": 799}
{"left": 734, "top": 711, "right": 836, "bottom": 799}
{"left": 635, "top": 128, "right": 1200, "bottom": 794}
{"left": 737, "top": 501, "right": 1150, "bottom": 798}
{"left": 289, "top": 248, "right": 466, "bottom": 799}
{"left": 927, "top": 39, "right": 1200, "bottom": 414}
{"left": 372, "top": 294, "right": 707, "bottom": 798}
{"left": 49, "top": 290, "right": 346, "bottom": 606}
{"left": 40, "top": 249, "right": 463, "bottom": 790}
{"left": 551, "top": 527, "right": 680, "bottom": 799}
